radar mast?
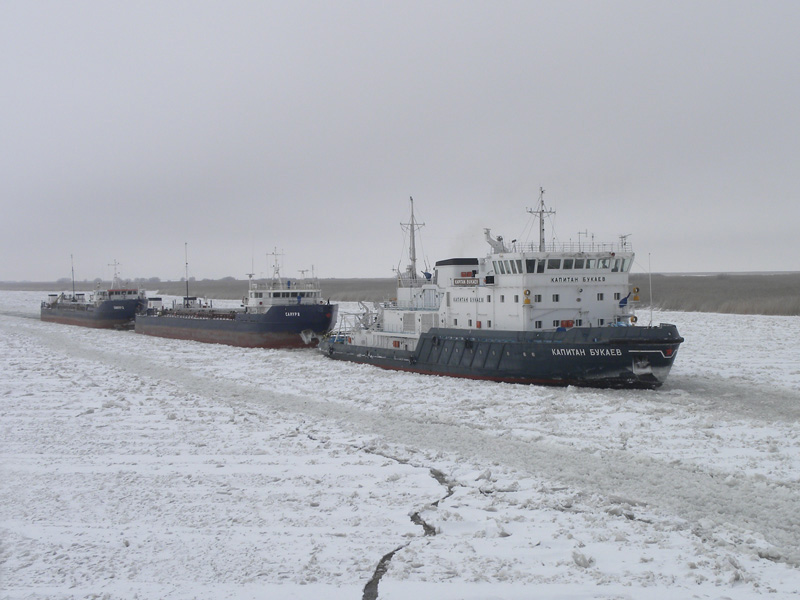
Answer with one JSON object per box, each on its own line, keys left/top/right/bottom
{"left": 527, "top": 187, "right": 556, "bottom": 252}
{"left": 400, "top": 197, "right": 425, "bottom": 280}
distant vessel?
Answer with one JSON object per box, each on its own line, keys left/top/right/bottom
{"left": 40, "top": 260, "right": 145, "bottom": 329}
{"left": 135, "top": 255, "right": 337, "bottom": 348}
{"left": 320, "top": 193, "right": 683, "bottom": 389}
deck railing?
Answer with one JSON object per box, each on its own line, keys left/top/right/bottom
{"left": 503, "top": 241, "right": 633, "bottom": 254}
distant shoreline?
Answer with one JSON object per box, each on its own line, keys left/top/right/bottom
{"left": 3, "top": 272, "right": 799, "bottom": 316}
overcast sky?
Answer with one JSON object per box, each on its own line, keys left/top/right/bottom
{"left": 2, "top": 1, "right": 798, "bottom": 282}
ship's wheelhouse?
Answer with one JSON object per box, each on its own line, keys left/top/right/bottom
{"left": 245, "top": 278, "right": 323, "bottom": 311}
{"left": 435, "top": 248, "right": 636, "bottom": 332}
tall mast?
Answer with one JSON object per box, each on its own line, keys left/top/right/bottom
{"left": 246, "top": 250, "right": 255, "bottom": 290}
{"left": 409, "top": 198, "right": 417, "bottom": 277}
{"left": 267, "top": 247, "right": 284, "bottom": 283}
{"left": 108, "top": 259, "right": 121, "bottom": 288}
{"left": 71, "top": 254, "right": 75, "bottom": 297}
{"left": 527, "top": 187, "right": 556, "bottom": 252}
{"left": 184, "top": 242, "right": 189, "bottom": 299}
{"left": 401, "top": 196, "right": 424, "bottom": 280}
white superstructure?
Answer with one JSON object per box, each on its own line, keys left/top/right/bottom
{"left": 343, "top": 192, "right": 639, "bottom": 350}
{"left": 242, "top": 253, "right": 325, "bottom": 313}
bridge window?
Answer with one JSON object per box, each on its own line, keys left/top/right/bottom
{"left": 587, "top": 259, "right": 596, "bottom": 269}
{"left": 508, "top": 260, "right": 517, "bottom": 274}
{"left": 612, "top": 259, "right": 621, "bottom": 272}
{"left": 574, "top": 259, "right": 584, "bottom": 269}
{"left": 547, "top": 259, "right": 561, "bottom": 270}
{"left": 599, "top": 258, "right": 611, "bottom": 269}
{"left": 563, "top": 259, "right": 573, "bottom": 269}
{"left": 622, "top": 258, "right": 632, "bottom": 272}
{"left": 526, "top": 259, "right": 537, "bottom": 273}
{"left": 498, "top": 261, "right": 506, "bottom": 274}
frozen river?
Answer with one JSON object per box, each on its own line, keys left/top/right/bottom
{"left": 2, "top": 291, "right": 799, "bottom": 599}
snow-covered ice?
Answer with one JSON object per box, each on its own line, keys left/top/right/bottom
{"left": 2, "top": 291, "right": 799, "bottom": 599}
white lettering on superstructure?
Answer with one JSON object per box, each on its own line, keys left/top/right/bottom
{"left": 453, "top": 278, "right": 479, "bottom": 286}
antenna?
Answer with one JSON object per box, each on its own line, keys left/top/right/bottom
{"left": 108, "top": 259, "right": 121, "bottom": 288}
{"left": 184, "top": 242, "right": 189, "bottom": 301}
{"left": 648, "top": 252, "right": 653, "bottom": 326}
{"left": 526, "top": 187, "right": 556, "bottom": 252}
{"left": 577, "top": 229, "right": 589, "bottom": 252}
{"left": 400, "top": 197, "right": 425, "bottom": 280}
{"left": 267, "top": 247, "right": 284, "bottom": 282}
{"left": 619, "top": 234, "right": 632, "bottom": 250}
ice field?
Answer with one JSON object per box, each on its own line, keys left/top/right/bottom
{"left": 2, "top": 291, "right": 799, "bottom": 599}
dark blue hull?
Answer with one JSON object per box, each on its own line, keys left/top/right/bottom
{"left": 135, "top": 304, "right": 338, "bottom": 348}
{"left": 320, "top": 324, "right": 683, "bottom": 389}
{"left": 40, "top": 299, "right": 142, "bottom": 329}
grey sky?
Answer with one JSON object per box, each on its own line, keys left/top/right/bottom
{"left": 2, "top": 1, "right": 798, "bottom": 282}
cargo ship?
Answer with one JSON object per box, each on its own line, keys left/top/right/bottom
{"left": 319, "top": 193, "right": 683, "bottom": 389}
{"left": 135, "top": 263, "right": 337, "bottom": 348}
{"left": 40, "top": 262, "right": 145, "bottom": 329}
